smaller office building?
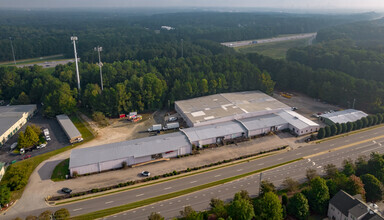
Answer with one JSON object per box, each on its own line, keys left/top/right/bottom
{"left": 0, "top": 162, "right": 5, "bottom": 182}
{"left": 320, "top": 109, "right": 368, "bottom": 126}
{"left": 238, "top": 114, "right": 288, "bottom": 137}
{"left": 0, "top": 105, "right": 37, "bottom": 146}
{"left": 69, "top": 132, "right": 191, "bottom": 176}
{"left": 56, "top": 114, "right": 82, "bottom": 143}
{"left": 181, "top": 121, "right": 247, "bottom": 147}
{"left": 328, "top": 190, "right": 383, "bottom": 220}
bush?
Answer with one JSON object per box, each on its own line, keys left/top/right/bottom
{"left": 122, "top": 161, "right": 127, "bottom": 169}
{"left": 0, "top": 185, "right": 11, "bottom": 206}
{"left": 92, "top": 111, "right": 109, "bottom": 127}
{"left": 54, "top": 208, "right": 70, "bottom": 220}
{"left": 72, "top": 171, "right": 79, "bottom": 178}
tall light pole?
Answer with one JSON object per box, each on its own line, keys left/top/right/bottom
{"left": 9, "top": 37, "right": 16, "bottom": 65}
{"left": 71, "top": 36, "right": 81, "bottom": 92}
{"left": 94, "top": 46, "right": 104, "bottom": 91}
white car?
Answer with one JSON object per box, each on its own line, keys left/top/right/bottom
{"left": 46, "top": 136, "right": 51, "bottom": 141}
{"left": 141, "top": 171, "right": 150, "bottom": 177}
{"left": 168, "top": 117, "right": 178, "bottom": 122}
{"left": 37, "top": 143, "right": 46, "bottom": 149}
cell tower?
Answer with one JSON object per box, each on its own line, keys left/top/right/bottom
{"left": 94, "top": 46, "right": 104, "bottom": 91}
{"left": 71, "top": 36, "right": 81, "bottom": 91}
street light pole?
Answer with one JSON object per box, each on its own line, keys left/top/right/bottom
{"left": 71, "top": 36, "right": 81, "bottom": 92}
{"left": 94, "top": 46, "right": 104, "bottom": 91}
{"left": 9, "top": 37, "right": 16, "bottom": 65}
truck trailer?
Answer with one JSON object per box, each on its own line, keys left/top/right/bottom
{"left": 148, "top": 124, "right": 162, "bottom": 132}
{"left": 163, "top": 122, "right": 180, "bottom": 130}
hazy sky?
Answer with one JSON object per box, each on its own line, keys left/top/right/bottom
{"left": 1, "top": 0, "right": 384, "bottom": 11}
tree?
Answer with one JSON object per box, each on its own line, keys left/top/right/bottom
{"left": 317, "top": 128, "right": 325, "bottom": 139}
{"left": 324, "top": 164, "right": 339, "bottom": 179}
{"left": 228, "top": 196, "right": 255, "bottom": 220}
{"left": 335, "top": 123, "right": 342, "bottom": 135}
{"left": 54, "top": 208, "right": 70, "bottom": 220}
{"left": 361, "top": 174, "right": 384, "bottom": 202}
{"left": 372, "top": 115, "right": 378, "bottom": 125}
{"left": 287, "top": 193, "right": 309, "bottom": 220}
{"left": 38, "top": 210, "right": 53, "bottom": 220}
{"left": 24, "top": 126, "right": 39, "bottom": 147}
{"left": 148, "top": 212, "right": 164, "bottom": 220}
{"left": 254, "top": 192, "right": 283, "bottom": 220}
{"left": 346, "top": 122, "right": 353, "bottom": 132}
{"left": 30, "top": 124, "right": 42, "bottom": 137}
{"left": 210, "top": 198, "right": 228, "bottom": 219}
{"left": 180, "top": 206, "right": 199, "bottom": 220}
{"left": 281, "top": 193, "right": 288, "bottom": 206}
{"left": 14, "top": 92, "right": 30, "bottom": 104}
{"left": 25, "top": 216, "right": 37, "bottom": 220}
{"left": 325, "top": 126, "right": 331, "bottom": 137}
{"left": 356, "top": 119, "right": 363, "bottom": 129}
{"left": 5, "top": 166, "right": 28, "bottom": 191}
{"left": 341, "top": 123, "right": 347, "bottom": 133}
{"left": 307, "top": 177, "right": 330, "bottom": 214}
{"left": 0, "top": 185, "right": 11, "bottom": 206}
{"left": 377, "top": 113, "right": 383, "bottom": 124}
{"left": 306, "top": 168, "right": 318, "bottom": 181}
{"left": 282, "top": 177, "right": 299, "bottom": 193}
{"left": 342, "top": 159, "right": 356, "bottom": 176}
{"left": 330, "top": 124, "right": 337, "bottom": 136}
{"left": 17, "top": 131, "right": 28, "bottom": 149}
{"left": 260, "top": 180, "right": 276, "bottom": 195}
{"left": 367, "top": 115, "right": 373, "bottom": 126}
{"left": 234, "top": 190, "right": 251, "bottom": 202}
{"left": 355, "top": 155, "right": 369, "bottom": 176}
{"left": 344, "top": 175, "right": 365, "bottom": 199}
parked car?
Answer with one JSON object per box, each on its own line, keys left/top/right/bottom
{"left": 20, "top": 148, "right": 25, "bottom": 154}
{"left": 168, "top": 117, "right": 178, "bottom": 122}
{"left": 61, "top": 187, "right": 72, "bottom": 194}
{"left": 141, "top": 171, "right": 150, "bottom": 177}
{"left": 22, "top": 155, "right": 31, "bottom": 160}
{"left": 37, "top": 143, "right": 47, "bottom": 149}
{"left": 46, "top": 136, "right": 51, "bottom": 141}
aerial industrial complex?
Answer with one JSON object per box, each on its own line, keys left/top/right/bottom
{"left": 69, "top": 91, "right": 321, "bottom": 176}
{"left": 0, "top": 104, "right": 37, "bottom": 146}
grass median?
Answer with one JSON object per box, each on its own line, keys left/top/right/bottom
{"left": 0, "top": 114, "right": 94, "bottom": 201}
{"left": 70, "top": 158, "right": 302, "bottom": 220}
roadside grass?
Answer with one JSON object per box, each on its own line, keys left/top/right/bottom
{"left": 0, "top": 114, "right": 94, "bottom": 201}
{"left": 70, "top": 158, "right": 302, "bottom": 220}
{"left": 56, "top": 150, "right": 282, "bottom": 205}
{"left": 51, "top": 159, "right": 70, "bottom": 181}
{"left": 0, "top": 54, "right": 65, "bottom": 66}
{"left": 315, "top": 123, "right": 384, "bottom": 144}
{"left": 235, "top": 38, "right": 309, "bottom": 59}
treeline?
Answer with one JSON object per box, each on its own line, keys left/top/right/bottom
{"left": 0, "top": 10, "right": 377, "bottom": 62}
{"left": 317, "top": 114, "right": 384, "bottom": 139}
{"left": 247, "top": 53, "right": 384, "bottom": 113}
{"left": 147, "top": 152, "right": 384, "bottom": 220}
{"left": 0, "top": 54, "right": 274, "bottom": 117}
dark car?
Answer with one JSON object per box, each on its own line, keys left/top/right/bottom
{"left": 61, "top": 187, "right": 72, "bottom": 194}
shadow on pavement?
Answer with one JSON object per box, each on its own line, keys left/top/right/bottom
{"left": 38, "top": 159, "right": 65, "bottom": 180}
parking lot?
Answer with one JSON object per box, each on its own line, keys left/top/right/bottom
{"left": 0, "top": 109, "right": 69, "bottom": 164}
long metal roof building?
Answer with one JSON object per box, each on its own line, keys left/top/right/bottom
{"left": 56, "top": 114, "right": 82, "bottom": 143}
{"left": 69, "top": 132, "right": 190, "bottom": 169}
{"left": 320, "top": 109, "right": 368, "bottom": 125}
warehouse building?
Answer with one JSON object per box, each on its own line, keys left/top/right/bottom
{"left": 69, "top": 132, "right": 191, "bottom": 176}
{"left": 175, "top": 91, "right": 291, "bottom": 127}
{"left": 0, "top": 104, "right": 37, "bottom": 146}
{"left": 319, "top": 109, "right": 368, "bottom": 126}
{"left": 56, "top": 114, "right": 82, "bottom": 143}
{"left": 278, "top": 110, "right": 320, "bottom": 135}
{"left": 237, "top": 114, "right": 288, "bottom": 137}
{"left": 181, "top": 121, "right": 247, "bottom": 147}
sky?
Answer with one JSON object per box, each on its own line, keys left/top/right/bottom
{"left": 1, "top": 0, "right": 384, "bottom": 12}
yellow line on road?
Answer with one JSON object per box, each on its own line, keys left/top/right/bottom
{"left": 304, "top": 134, "right": 384, "bottom": 159}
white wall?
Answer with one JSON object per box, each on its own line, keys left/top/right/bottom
{"left": 134, "top": 155, "right": 152, "bottom": 164}
{"left": 71, "top": 163, "right": 99, "bottom": 176}
{"left": 328, "top": 204, "right": 347, "bottom": 220}
{"left": 99, "top": 158, "right": 128, "bottom": 171}
{"left": 163, "top": 151, "right": 178, "bottom": 158}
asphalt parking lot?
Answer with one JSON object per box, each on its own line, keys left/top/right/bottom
{"left": 0, "top": 109, "right": 69, "bottom": 164}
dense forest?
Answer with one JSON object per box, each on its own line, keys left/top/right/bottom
{"left": 1, "top": 10, "right": 384, "bottom": 117}
{"left": 0, "top": 10, "right": 378, "bottom": 62}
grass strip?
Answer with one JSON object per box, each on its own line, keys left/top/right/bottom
{"left": 51, "top": 158, "right": 70, "bottom": 181}
{"left": 70, "top": 158, "right": 302, "bottom": 220}
{"left": 56, "top": 151, "right": 280, "bottom": 205}
{"left": 0, "top": 114, "right": 94, "bottom": 201}
{"left": 315, "top": 124, "right": 384, "bottom": 144}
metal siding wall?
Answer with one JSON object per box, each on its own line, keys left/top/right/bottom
{"left": 199, "top": 138, "right": 215, "bottom": 146}
{"left": 99, "top": 158, "right": 128, "bottom": 171}
{"left": 71, "top": 163, "right": 99, "bottom": 175}
{"left": 163, "top": 151, "right": 178, "bottom": 158}
{"left": 134, "top": 155, "right": 152, "bottom": 164}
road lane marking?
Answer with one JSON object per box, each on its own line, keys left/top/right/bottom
{"left": 258, "top": 163, "right": 264, "bottom": 165}
{"left": 136, "top": 194, "right": 144, "bottom": 197}
{"left": 345, "top": 140, "right": 350, "bottom": 142}
{"left": 296, "top": 153, "right": 302, "bottom": 155}
{"left": 314, "top": 148, "right": 319, "bottom": 150}
{"left": 237, "top": 169, "right": 243, "bottom": 171}
{"left": 277, "top": 158, "right": 283, "bottom": 160}
{"left": 362, "top": 146, "right": 382, "bottom": 153}
{"left": 73, "top": 208, "right": 82, "bottom": 211}
{"left": 105, "top": 201, "right": 114, "bottom": 204}
{"left": 214, "top": 174, "right": 221, "bottom": 177}
{"left": 164, "top": 187, "right": 172, "bottom": 190}
{"left": 190, "top": 181, "right": 197, "bottom": 183}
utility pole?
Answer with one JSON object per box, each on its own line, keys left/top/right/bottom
{"left": 181, "top": 39, "right": 184, "bottom": 58}
{"left": 258, "top": 172, "right": 263, "bottom": 195}
{"left": 71, "top": 36, "right": 81, "bottom": 92}
{"left": 94, "top": 46, "right": 104, "bottom": 91}
{"left": 9, "top": 37, "right": 16, "bottom": 65}
{"left": 352, "top": 98, "right": 356, "bottom": 109}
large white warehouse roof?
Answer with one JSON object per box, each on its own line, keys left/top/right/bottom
{"left": 321, "top": 109, "right": 368, "bottom": 124}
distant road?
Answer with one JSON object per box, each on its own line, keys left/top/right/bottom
{"left": 15, "top": 59, "right": 78, "bottom": 69}
{"left": 221, "top": 32, "right": 317, "bottom": 48}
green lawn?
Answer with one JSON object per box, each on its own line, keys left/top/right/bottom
{"left": 51, "top": 159, "right": 70, "bottom": 181}
{"left": 235, "top": 38, "right": 310, "bottom": 59}
{"left": 0, "top": 114, "right": 94, "bottom": 201}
